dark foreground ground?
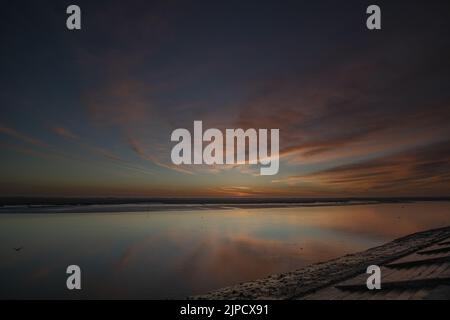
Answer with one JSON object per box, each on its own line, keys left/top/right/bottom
{"left": 194, "top": 226, "right": 450, "bottom": 300}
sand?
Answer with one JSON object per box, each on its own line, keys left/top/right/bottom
{"left": 192, "top": 226, "right": 450, "bottom": 300}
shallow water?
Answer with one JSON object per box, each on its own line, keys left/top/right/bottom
{"left": 1, "top": 202, "right": 450, "bottom": 299}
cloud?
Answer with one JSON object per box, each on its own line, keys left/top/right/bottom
{"left": 84, "top": 77, "right": 154, "bottom": 129}
{"left": 232, "top": 41, "right": 450, "bottom": 170}
{"left": 214, "top": 186, "right": 262, "bottom": 197}
{"left": 0, "top": 124, "right": 48, "bottom": 148}
{"left": 128, "top": 136, "right": 193, "bottom": 175}
{"left": 0, "top": 123, "right": 153, "bottom": 179}
{"left": 0, "top": 141, "right": 53, "bottom": 160}
{"left": 52, "top": 127, "right": 80, "bottom": 140}
{"left": 273, "top": 140, "right": 450, "bottom": 196}
{"left": 52, "top": 125, "right": 155, "bottom": 175}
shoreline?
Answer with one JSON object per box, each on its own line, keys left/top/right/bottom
{"left": 192, "top": 226, "right": 450, "bottom": 300}
{"left": 1, "top": 199, "right": 449, "bottom": 214}
{"left": 0, "top": 201, "right": 387, "bottom": 214}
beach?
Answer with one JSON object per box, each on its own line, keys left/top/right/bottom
{"left": 1, "top": 201, "right": 450, "bottom": 299}
{"left": 194, "top": 226, "right": 450, "bottom": 300}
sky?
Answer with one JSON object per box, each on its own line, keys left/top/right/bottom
{"left": 1, "top": 0, "right": 450, "bottom": 198}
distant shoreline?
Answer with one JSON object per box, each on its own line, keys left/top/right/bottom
{"left": 1, "top": 196, "right": 450, "bottom": 206}
{"left": 0, "top": 197, "right": 449, "bottom": 214}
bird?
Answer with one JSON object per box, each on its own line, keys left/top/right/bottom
{"left": 13, "top": 246, "right": 23, "bottom": 252}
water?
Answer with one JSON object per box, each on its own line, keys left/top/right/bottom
{"left": 1, "top": 202, "right": 449, "bottom": 299}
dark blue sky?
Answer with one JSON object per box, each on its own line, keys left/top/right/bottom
{"left": 1, "top": 0, "right": 450, "bottom": 197}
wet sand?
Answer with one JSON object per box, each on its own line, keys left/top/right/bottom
{"left": 193, "top": 226, "right": 450, "bottom": 299}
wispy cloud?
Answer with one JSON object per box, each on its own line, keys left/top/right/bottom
{"left": 0, "top": 141, "right": 53, "bottom": 160}
{"left": 0, "top": 124, "right": 48, "bottom": 148}
{"left": 128, "top": 136, "right": 193, "bottom": 175}
{"left": 52, "top": 125, "right": 154, "bottom": 175}
{"left": 52, "top": 127, "right": 80, "bottom": 140}
{"left": 273, "top": 140, "right": 450, "bottom": 196}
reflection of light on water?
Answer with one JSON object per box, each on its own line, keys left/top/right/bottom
{"left": 0, "top": 202, "right": 450, "bottom": 299}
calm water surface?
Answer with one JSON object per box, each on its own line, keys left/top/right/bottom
{"left": 1, "top": 202, "right": 450, "bottom": 299}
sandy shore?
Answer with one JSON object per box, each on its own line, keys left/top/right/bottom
{"left": 193, "top": 226, "right": 450, "bottom": 300}
{"left": 0, "top": 200, "right": 422, "bottom": 214}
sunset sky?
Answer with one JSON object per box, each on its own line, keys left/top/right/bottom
{"left": 1, "top": 0, "right": 450, "bottom": 198}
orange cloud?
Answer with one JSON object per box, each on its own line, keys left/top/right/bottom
{"left": 0, "top": 124, "right": 48, "bottom": 148}
{"left": 274, "top": 140, "right": 450, "bottom": 196}
{"left": 52, "top": 127, "right": 80, "bottom": 140}
{"left": 128, "top": 136, "right": 193, "bottom": 175}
